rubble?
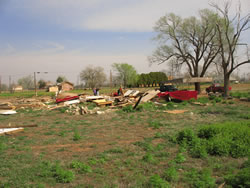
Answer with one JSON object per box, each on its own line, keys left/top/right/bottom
{"left": 164, "top": 110, "right": 188, "bottom": 114}
{"left": 0, "top": 128, "right": 24, "bottom": 135}
{"left": 0, "top": 102, "right": 16, "bottom": 110}
{"left": 140, "top": 90, "right": 160, "bottom": 103}
{"left": 0, "top": 110, "right": 17, "bottom": 115}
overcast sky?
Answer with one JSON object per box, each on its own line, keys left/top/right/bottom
{"left": 0, "top": 0, "right": 249, "bottom": 84}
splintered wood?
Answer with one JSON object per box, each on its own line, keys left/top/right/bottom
{"left": 164, "top": 110, "right": 187, "bottom": 114}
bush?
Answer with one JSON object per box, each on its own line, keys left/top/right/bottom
{"left": 176, "top": 129, "right": 197, "bottom": 146}
{"left": 38, "top": 161, "right": 75, "bottom": 183}
{"left": 73, "top": 132, "right": 81, "bottom": 141}
{"left": 174, "top": 122, "right": 250, "bottom": 158}
{"left": 70, "top": 161, "right": 92, "bottom": 173}
{"left": 185, "top": 168, "right": 215, "bottom": 188}
{"left": 174, "top": 153, "right": 186, "bottom": 163}
{"left": 53, "top": 163, "right": 75, "bottom": 183}
{"left": 225, "top": 158, "right": 250, "bottom": 187}
{"left": 147, "top": 174, "right": 170, "bottom": 188}
{"left": 148, "top": 120, "right": 165, "bottom": 129}
{"left": 189, "top": 139, "right": 208, "bottom": 158}
{"left": 142, "top": 153, "right": 157, "bottom": 164}
{"left": 163, "top": 166, "right": 178, "bottom": 182}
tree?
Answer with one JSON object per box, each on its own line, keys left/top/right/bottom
{"left": 149, "top": 9, "right": 221, "bottom": 93}
{"left": 18, "top": 75, "right": 34, "bottom": 89}
{"left": 56, "top": 76, "right": 67, "bottom": 83}
{"left": 211, "top": 1, "right": 250, "bottom": 97}
{"left": 80, "top": 66, "right": 107, "bottom": 89}
{"left": 112, "top": 63, "right": 137, "bottom": 88}
{"left": 0, "top": 84, "right": 8, "bottom": 91}
{"left": 38, "top": 79, "right": 46, "bottom": 89}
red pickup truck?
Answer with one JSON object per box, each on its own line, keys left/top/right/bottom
{"left": 206, "top": 84, "right": 232, "bottom": 93}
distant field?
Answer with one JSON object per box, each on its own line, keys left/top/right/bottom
{"left": 0, "top": 83, "right": 249, "bottom": 98}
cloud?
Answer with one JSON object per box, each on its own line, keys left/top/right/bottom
{"left": 7, "top": 0, "right": 249, "bottom": 32}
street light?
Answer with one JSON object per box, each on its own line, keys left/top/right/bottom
{"left": 34, "top": 72, "right": 48, "bottom": 96}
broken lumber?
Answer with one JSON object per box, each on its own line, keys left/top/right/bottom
{"left": 0, "top": 128, "right": 24, "bottom": 135}
{"left": 0, "top": 124, "right": 37, "bottom": 129}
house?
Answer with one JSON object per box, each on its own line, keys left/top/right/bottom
{"left": 59, "top": 81, "right": 74, "bottom": 91}
{"left": 12, "top": 85, "right": 23, "bottom": 91}
{"left": 45, "top": 81, "right": 54, "bottom": 88}
{"left": 48, "top": 86, "right": 59, "bottom": 92}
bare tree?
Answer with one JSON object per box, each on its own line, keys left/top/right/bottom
{"left": 80, "top": 66, "right": 107, "bottom": 89}
{"left": 18, "top": 75, "right": 34, "bottom": 89}
{"left": 149, "top": 9, "right": 221, "bottom": 93}
{"left": 211, "top": 1, "right": 250, "bottom": 97}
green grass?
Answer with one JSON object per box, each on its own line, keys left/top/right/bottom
{"left": 0, "top": 93, "right": 249, "bottom": 187}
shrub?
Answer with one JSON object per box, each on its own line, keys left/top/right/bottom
{"left": 148, "top": 120, "right": 164, "bottom": 129}
{"left": 38, "top": 161, "right": 75, "bottom": 183}
{"left": 189, "top": 139, "right": 208, "bottom": 158}
{"left": 142, "top": 153, "right": 157, "bottom": 164}
{"left": 174, "top": 122, "right": 250, "bottom": 158}
{"left": 174, "top": 153, "right": 186, "bottom": 163}
{"left": 71, "top": 160, "right": 92, "bottom": 173}
{"left": 147, "top": 174, "right": 170, "bottom": 188}
{"left": 225, "top": 158, "right": 250, "bottom": 187}
{"left": 176, "top": 129, "right": 197, "bottom": 146}
{"left": 163, "top": 166, "right": 178, "bottom": 182}
{"left": 73, "top": 132, "right": 81, "bottom": 141}
{"left": 53, "top": 163, "right": 75, "bottom": 183}
{"left": 185, "top": 168, "right": 215, "bottom": 188}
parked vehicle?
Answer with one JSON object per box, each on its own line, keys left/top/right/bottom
{"left": 159, "top": 85, "right": 178, "bottom": 92}
{"left": 206, "top": 84, "right": 232, "bottom": 93}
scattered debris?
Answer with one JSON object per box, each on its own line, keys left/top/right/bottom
{"left": 0, "top": 124, "right": 37, "bottom": 129}
{"left": 140, "top": 90, "right": 160, "bottom": 103}
{"left": 0, "top": 128, "right": 24, "bottom": 135}
{"left": 191, "top": 102, "right": 209, "bottom": 106}
{"left": 0, "top": 102, "right": 16, "bottom": 110}
{"left": 240, "top": 97, "right": 250, "bottom": 102}
{"left": 164, "top": 110, "right": 188, "bottom": 114}
{"left": 85, "top": 96, "right": 104, "bottom": 101}
{"left": 64, "top": 99, "right": 80, "bottom": 106}
{"left": 124, "top": 90, "right": 140, "bottom": 97}
{"left": 0, "top": 110, "right": 17, "bottom": 115}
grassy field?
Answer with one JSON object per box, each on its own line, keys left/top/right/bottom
{"left": 0, "top": 84, "right": 250, "bottom": 187}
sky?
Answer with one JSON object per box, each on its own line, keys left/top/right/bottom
{"left": 0, "top": 0, "right": 249, "bottom": 85}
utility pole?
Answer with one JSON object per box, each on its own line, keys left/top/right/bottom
{"left": 0, "top": 75, "right": 1, "bottom": 93}
{"left": 34, "top": 72, "right": 37, "bottom": 96}
{"left": 34, "top": 72, "right": 48, "bottom": 96}
{"left": 9, "top": 75, "right": 11, "bottom": 93}
{"left": 110, "top": 70, "right": 112, "bottom": 88}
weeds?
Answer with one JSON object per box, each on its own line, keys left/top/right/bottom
{"left": 73, "top": 132, "right": 81, "bottom": 141}
{"left": 225, "top": 158, "right": 250, "bottom": 187}
{"left": 163, "top": 166, "right": 179, "bottom": 182}
{"left": 147, "top": 174, "right": 170, "bottom": 188}
{"left": 38, "top": 161, "right": 75, "bottom": 183}
{"left": 184, "top": 168, "right": 215, "bottom": 188}
{"left": 174, "top": 122, "right": 250, "bottom": 158}
{"left": 70, "top": 160, "right": 92, "bottom": 173}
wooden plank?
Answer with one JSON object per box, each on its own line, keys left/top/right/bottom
{"left": 96, "top": 101, "right": 113, "bottom": 107}
{"left": 0, "top": 124, "right": 37, "bottom": 129}
{"left": 140, "top": 90, "right": 160, "bottom": 103}
{"left": 0, "top": 128, "right": 24, "bottom": 135}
